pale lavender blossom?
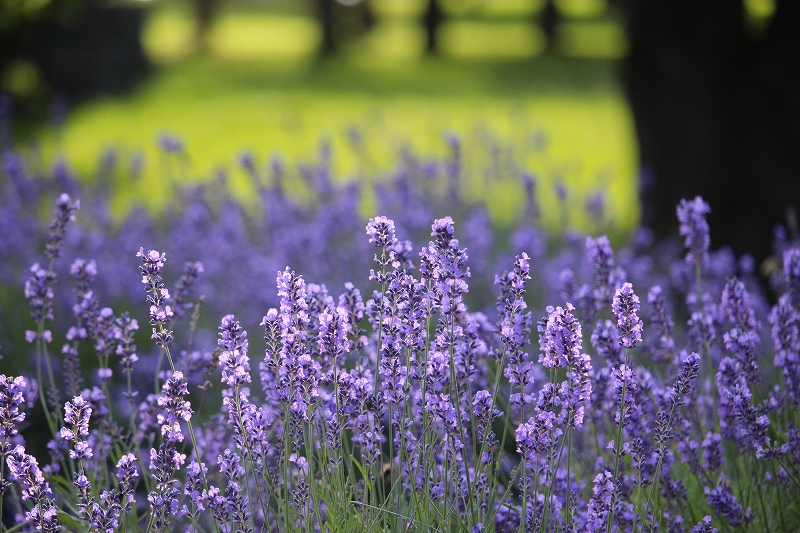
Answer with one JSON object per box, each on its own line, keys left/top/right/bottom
{"left": 612, "top": 283, "right": 643, "bottom": 349}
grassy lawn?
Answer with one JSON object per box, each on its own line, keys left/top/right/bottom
{"left": 27, "top": 1, "right": 638, "bottom": 234}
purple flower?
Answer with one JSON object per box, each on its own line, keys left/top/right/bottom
{"left": 591, "top": 320, "right": 623, "bottom": 366}
{"left": 173, "top": 261, "right": 204, "bottom": 318}
{"left": 677, "top": 196, "right": 711, "bottom": 268}
{"left": 721, "top": 278, "right": 760, "bottom": 383}
{"left": 366, "top": 216, "right": 397, "bottom": 249}
{"left": 61, "top": 396, "right": 93, "bottom": 460}
{"left": 25, "top": 262, "right": 56, "bottom": 324}
{"left": 116, "top": 453, "right": 139, "bottom": 511}
{"left": 585, "top": 471, "right": 616, "bottom": 532}
{"left": 156, "top": 371, "right": 193, "bottom": 443}
{"left": 7, "top": 445, "right": 51, "bottom": 502}
{"left": 318, "top": 307, "right": 351, "bottom": 368}
{"left": 701, "top": 432, "right": 724, "bottom": 472}
{"left": 62, "top": 396, "right": 91, "bottom": 439}
{"left": 692, "top": 516, "right": 718, "bottom": 533}
{"left": 647, "top": 285, "right": 675, "bottom": 360}
{"left": 45, "top": 193, "right": 80, "bottom": 260}
{"left": 770, "top": 294, "right": 800, "bottom": 402}
{"left": 784, "top": 247, "right": 800, "bottom": 308}
{"left": 183, "top": 460, "right": 208, "bottom": 517}
{"left": 136, "top": 248, "right": 173, "bottom": 346}
{"left": 612, "top": 283, "right": 643, "bottom": 349}
{"left": 157, "top": 133, "right": 184, "bottom": 154}
{"left": 538, "top": 303, "right": 582, "bottom": 369}
{"left": 704, "top": 474, "right": 753, "bottom": 527}
{"left": 0, "top": 375, "right": 30, "bottom": 438}
{"left": 115, "top": 312, "right": 139, "bottom": 376}
{"left": 218, "top": 315, "right": 251, "bottom": 388}
{"left": 586, "top": 235, "right": 616, "bottom": 306}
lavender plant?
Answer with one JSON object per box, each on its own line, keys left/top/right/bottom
{"left": 0, "top": 132, "right": 799, "bottom": 531}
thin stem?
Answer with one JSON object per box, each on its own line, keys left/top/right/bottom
{"left": 607, "top": 348, "right": 630, "bottom": 533}
{"left": 158, "top": 329, "right": 221, "bottom": 533}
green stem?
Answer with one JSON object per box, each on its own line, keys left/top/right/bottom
{"left": 158, "top": 329, "right": 220, "bottom": 533}
{"left": 607, "top": 349, "right": 630, "bottom": 533}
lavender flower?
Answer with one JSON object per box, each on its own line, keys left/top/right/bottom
{"left": 692, "top": 516, "right": 718, "bottom": 533}
{"left": 611, "top": 364, "right": 637, "bottom": 428}
{"left": 366, "top": 216, "right": 397, "bottom": 249}
{"left": 60, "top": 396, "right": 93, "bottom": 459}
{"left": 647, "top": 285, "right": 675, "bottom": 360}
{"left": 148, "top": 443, "right": 186, "bottom": 532}
{"left": 785, "top": 247, "right": 800, "bottom": 308}
{"left": 721, "top": 278, "right": 760, "bottom": 383}
{"left": 116, "top": 453, "right": 139, "bottom": 511}
{"left": 677, "top": 196, "right": 711, "bottom": 268}
{"left": 538, "top": 303, "right": 582, "bottom": 369}
{"left": 0, "top": 375, "right": 29, "bottom": 438}
{"left": 173, "top": 261, "right": 204, "bottom": 318}
{"left": 8, "top": 445, "right": 60, "bottom": 532}
{"left": 137, "top": 248, "right": 173, "bottom": 346}
{"left": 586, "top": 235, "right": 615, "bottom": 307}
{"left": 770, "top": 294, "right": 800, "bottom": 402}
{"left": 44, "top": 193, "right": 80, "bottom": 259}
{"left": 585, "top": 471, "right": 616, "bottom": 532}
{"left": 590, "top": 320, "right": 623, "bottom": 366}
{"left": 704, "top": 475, "right": 753, "bottom": 527}
{"left": 115, "top": 313, "right": 139, "bottom": 376}
{"left": 498, "top": 253, "right": 534, "bottom": 389}
{"left": 218, "top": 314, "right": 251, "bottom": 388}
{"left": 612, "top": 283, "right": 643, "bottom": 349}
{"left": 25, "top": 262, "right": 56, "bottom": 326}
{"left": 156, "top": 371, "right": 192, "bottom": 443}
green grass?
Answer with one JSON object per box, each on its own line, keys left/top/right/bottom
{"left": 28, "top": 3, "right": 638, "bottom": 235}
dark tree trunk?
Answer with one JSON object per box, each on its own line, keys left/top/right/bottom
{"left": 539, "top": 0, "right": 558, "bottom": 53}
{"left": 623, "top": 0, "right": 800, "bottom": 263}
{"left": 316, "top": 0, "right": 337, "bottom": 56}
{"left": 424, "top": 0, "right": 443, "bottom": 55}
{"left": 194, "top": 0, "right": 219, "bottom": 47}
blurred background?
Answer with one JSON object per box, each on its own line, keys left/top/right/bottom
{"left": 1, "top": 0, "right": 798, "bottom": 261}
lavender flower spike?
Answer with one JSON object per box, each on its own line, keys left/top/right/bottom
{"left": 45, "top": 193, "right": 80, "bottom": 260}
{"left": 60, "top": 395, "right": 93, "bottom": 460}
{"left": 0, "top": 375, "right": 30, "bottom": 438}
{"left": 218, "top": 314, "right": 251, "bottom": 388}
{"left": 157, "top": 372, "right": 193, "bottom": 443}
{"left": 136, "top": 248, "right": 173, "bottom": 346}
{"left": 612, "top": 283, "right": 643, "bottom": 349}
{"left": 677, "top": 196, "right": 711, "bottom": 268}
{"left": 366, "top": 216, "right": 397, "bottom": 249}
{"left": 538, "top": 303, "right": 582, "bottom": 369}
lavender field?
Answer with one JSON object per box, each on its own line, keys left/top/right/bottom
{"left": 0, "top": 108, "right": 798, "bottom": 533}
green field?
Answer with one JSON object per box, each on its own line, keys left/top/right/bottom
{"left": 25, "top": 0, "right": 639, "bottom": 234}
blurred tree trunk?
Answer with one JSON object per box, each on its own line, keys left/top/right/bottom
{"left": 194, "top": 0, "right": 219, "bottom": 48}
{"left": 622, "top": 0, "right": 800, "bottom": 263}
{"left": 424, "top": 0, "right": 443, "bottom": 54}
{"left": 315, "top": 0, "right": 337, "bottom": 55}
{"left": 539, "top": 0, "right": 558, "bottom": 54}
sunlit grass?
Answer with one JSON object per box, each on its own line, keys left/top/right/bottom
{"left": 558, "top": 19, "right": 628, "bottom": 58}
{"left": 32, "top": 52, "right": 637, "bottom": 237}
{"left": 208, "top": 14, "right": 321, "bottom": 60}
{"left": 439, "top": 20, "right": 547, "bottom": 59}
{"left": 20, "top": 0, "right": 638, "bottom": 236}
